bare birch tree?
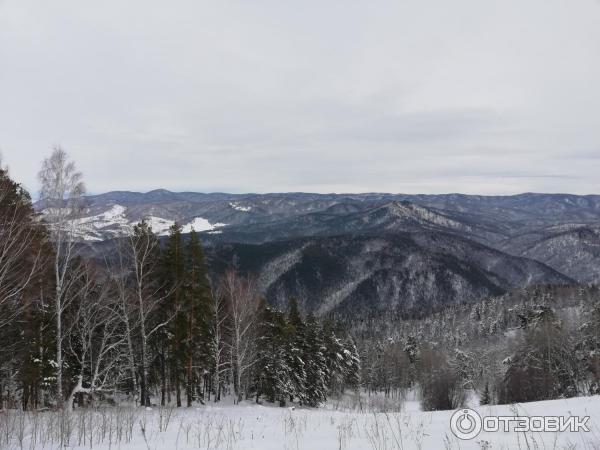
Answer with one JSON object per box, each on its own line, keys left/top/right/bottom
{"left": 106, "top": 236, "right": 139, "bottom": 403}
{"left": 64, "top": 264, "right": 125, "bottom": 411}
{"left": 37, "top": 147, "right": 85, "bottom": 407}
{"left": 220, "top": 270, "right": 260, "bottom": 403}
{"left": 210, "top": 285, "right": 230, "bottom": 402}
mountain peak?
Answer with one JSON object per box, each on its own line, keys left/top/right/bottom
{"left": 146, "top": 189, "right": 174, "bottom": 196}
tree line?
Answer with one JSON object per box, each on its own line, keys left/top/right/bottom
{"left": 3, "top": 147, "right": 599, "bottom": 413}
{"left": 0, "top": 148, "right": 360, "bottom": 410}
{"left": 355, "top": 284, "right": 600, "bottom": 410}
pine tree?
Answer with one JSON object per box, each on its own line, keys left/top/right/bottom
{"left": 288, "top": 297, "right": 302, "bottom": 328}
{"left": 342, "top": 337, "right": 361, "bottom": 391}
{"left": 578, "top": 300, "right": 600, "bottom": 393}
{"left": 286, "top": 298, "right": 307, "bottom": 403}
{"left": 255, "top": 302, "right": 292, "bottom": 405}
{"left": 183, "top": 228, "right": 212, "bottom": 406}
{"left": 302, "top": 314, "right": 328, "bottom": 406}
{"left": 163, "top": 223, "right": 186, "bottom": 406}
{"left": 323, "top": 321, "right": 346, "bottom": 395}
{"left": 0, "top": 166, "right": 54, "bottom": 409}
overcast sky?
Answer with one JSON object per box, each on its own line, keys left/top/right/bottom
{"left": 1, "top": 0, "right": 600, "bottom": 195}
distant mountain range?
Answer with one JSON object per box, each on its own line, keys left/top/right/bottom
{"left": 37, "top": 190, "right": 600, "bottom": 315}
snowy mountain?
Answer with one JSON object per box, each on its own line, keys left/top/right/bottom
{"left": 207, "top": 232, "right": 572, "bottom": 316}
{"left": 48, "top": 190, "right": 600, "bottom": 243}
{"left": 41, "top": 203, "right": 226, "bottom": 241}
{"left": 501, "top": 225, "right": 600, "bottom": 283}
{"left": 38, "top": 190, "right": 600, "bottom": 314}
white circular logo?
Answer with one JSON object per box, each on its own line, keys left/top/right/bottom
{"left": 450, "top": 408, "right": 482, "bottom": 440}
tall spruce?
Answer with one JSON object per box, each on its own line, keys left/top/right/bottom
{"left": 287, "top": 298, "right": 307, "bottom": 403}
{"left": 302, "top": 314, "right": 328, "bottom": 406}
{"left": 183, "top": 228, "right": 212, "bottom": 406}
{"left": 255, "top": 301, "right": 293, "bottom": 405}
{"left": 163, "top": 223, "right": 186, "bottom": 406}
{"left": 0, "top": 165, "right": 54, "bottom": 409}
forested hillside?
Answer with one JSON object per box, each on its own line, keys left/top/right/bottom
{"left": 3, "top": 149, "right": 600, "bottom": 414}
{"left": 0, "top": 150, "right": 361, "bottom": 411}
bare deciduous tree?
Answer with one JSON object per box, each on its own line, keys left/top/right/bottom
{"left": 220, "top": 270, "right": 260, "bottom": 403}
{"left": 64, "top": 264, "right": 125, "bottom": 411}
{"left": 38, "top": 146, "right": 86, "bottom": 407}
{"left": 210, "top": 284, "right": 230, "bottom": 402}
{"left": 106, "top": 236, "right": 139, "bottom": 404}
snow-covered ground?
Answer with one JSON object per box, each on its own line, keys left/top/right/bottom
{"left": 146, "top": 216, "right": 226, "bottom": 235}
{"left": 41, "top": 204, "right": 226, "bottom": 241}
{"left": 229, "top": 202, "right": 252, "bottom": 212}
{"left": 3, "top": 395, "right": 600, "bottom": 449}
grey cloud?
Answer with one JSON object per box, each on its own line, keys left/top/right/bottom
{"left": 1, "top": 0, "right": 600, "bottom": 195}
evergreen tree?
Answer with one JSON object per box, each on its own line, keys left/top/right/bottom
{"left": 183, "top": 228, "right": 212, "bottom": 406}
{"left": 342, "top": 337, "right": 361, "bottom": 391}
{"left": 323, "top": 321, "right": 346, "bottom": 395}
{"left": 302, "top": 314, "right": 328, "bottom": 406}
{"left": 0, "top": 165, "right": 54, "bottom": 409}
{"left": 163, "top": 223, "right": 186, "bottom": 406}
{"left": 288, "top": 297, "right": 302, "bottom": 328}
{"left": 286, "top": 298, "right": 307, "bottom": 403}
{"left": 255, "top": 302, "right": 292, "bottom": 405}
{"left": 578, "top": 300, "right": 600, "bottom": 394}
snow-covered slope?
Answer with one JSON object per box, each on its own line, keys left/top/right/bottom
{"left": 43, "top": 204, "right": 226, "bottom": 241}
{"left": 4, "top": 395, "right": 600, "bottom": 449}
{"left": 210, "top": 233, "right": 572, "bottom": 315}
{"left": 501, "top": 225, "right": 600, "bottom": 283}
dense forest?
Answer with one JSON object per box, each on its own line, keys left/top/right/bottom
{"left": 2, "top": 148, "right": 600, "bottom": 413}
{"left": 0, "top": 149, "right": 359, "bottom": 411}
{"left": 351, "top": 284, "right": 600, "bottom": 409}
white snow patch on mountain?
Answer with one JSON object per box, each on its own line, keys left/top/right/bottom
{"left": 182, "top": 217, "right": 212, "bottom": 233}
{"left": 145, "top": 216, "right": 175, "bottom": 235}
{"left": 94, "top": 204, "right": 129, "bottom": 224}
{"left": 182, "top": 217, "right": 227, "bottom": 233}
{"left": 62, "top": 204, "right": 133, "bottom": 241}
{"left": 229, "top": 202, "right": 252, "bottom": 212}
{"left": 41, "top": 204, "right": 228, "bottom": 241}
{"left": 143, "top": 216, "right": 227, "bottom": 236}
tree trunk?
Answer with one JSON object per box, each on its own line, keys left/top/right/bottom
{"left": 138, "top": 284, "right": 149, "bottom": 407}
{"left": 55, "top": 284, "right": 63, "bottom": 408}
{"left": 65, "top": 375, "right": 84, "bottom": 412}
{"left": 186, "top": 310, "right": 193, "bottom": 407}
{"left": 124, "top": 308, "right": 138, "bottom": 403}
{"left": 161, "top": 345, "right": 167, "bottom": 406}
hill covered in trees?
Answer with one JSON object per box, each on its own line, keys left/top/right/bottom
{"left": 0, "top": 150, "right": 359, "bottom": 411}
{"left": 3, "top": 149, "right": 600, "bottom": 414}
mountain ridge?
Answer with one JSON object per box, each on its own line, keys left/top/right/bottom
{"left": 40, "top": 189, "right": 600, "bottom": 314}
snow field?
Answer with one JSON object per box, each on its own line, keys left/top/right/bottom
{"left": 2, "top": 395, "right": 600, "bottom": 449}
